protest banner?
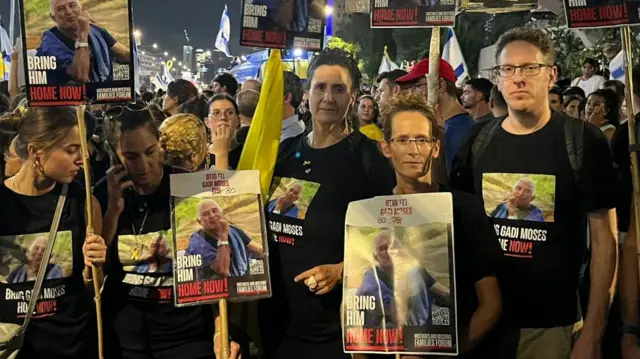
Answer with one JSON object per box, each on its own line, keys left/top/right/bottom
{"left": 240, "top": 0, "right": 327, "bottom": 51}
{"left": 458, "top": 0, "right": 536, "bottom": 13}
{"left": 370, "top": 0, "right": 456, "bottom": 28}
{"left": 170, "top": 170, "right": 271, "bottom": 306}
{"left": 18, "top": 0, "right": 134, "bottom": 106}
{"left": 563, "top": 0, "right": 638, "bottom": 28}
{"left": 343, "top": 193, "right": 457, "bottom": 355}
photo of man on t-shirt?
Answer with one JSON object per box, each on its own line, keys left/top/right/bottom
{"left": 185, "top": 199, "right": 263, "bottom": 279}
{"left": 132, "top": 234, "right": 173, "bottom": 274}
{"left": 7, "top": 236, "right": 64, "bottom": 284}
{"left": 267, "top": 181, "right": 303, "bottom": 219}
{"left": 490, "top": 177, "right": 544, "bottom": 222}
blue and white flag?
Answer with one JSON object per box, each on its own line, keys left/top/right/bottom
{"left": 0, "top": 17, "right": 12, "bottom": 81}
{"left": 153, "top": 63, "right": 174, "bottom": 90}
{"left": 378, "top": 46, "right": 399, "bottom": 75}
{"left": 133, "top": 34, "right": 141, "bottom": 91}
{"left": 609, "top": 50, "right": 625, "bottom": 83}
{"left": 215, "top": 5, "right": 231, "bottom": 57}
{"left": 442, "top": 28, "right": 468, "bottom": 87}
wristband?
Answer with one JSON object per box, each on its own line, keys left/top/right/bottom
{"left": 218, "top": 240, "right": 229, "bottom": 246}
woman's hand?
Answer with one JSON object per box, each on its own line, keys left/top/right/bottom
{"left": 294, "top": 263, "right": 343, "bottom": 295}
{"left": 106, "top": 165, "right": 133, "bottom": 216}
{"left": 214, "top": 333, "right": 241, "bottom": 359}
{"left": 83, "top": 233, "right": 107, "bottom": 267}
{"left": 212, "top": 124, "right": 231, "bottom": 156}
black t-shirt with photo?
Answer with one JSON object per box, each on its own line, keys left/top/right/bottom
{"left": 454, "top": 112, "right": 616, "bottom": 328}
{"left": 0, "top": 181, "right": 96, "bottom": 359}
{"left": 260, "top": 132, "right": 395, "bottom": 355}
{"left": 94, "top": 165, "right": 214, "bottom": 359}
{"left": 611, "top": 119, "right": 632, "bottom": 232}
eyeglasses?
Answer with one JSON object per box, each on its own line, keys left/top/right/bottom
{"left": 493, "top": 63, "right": 551, "bottom": 78}
{"left": 104, "top": 101, "right": 148, "bottom": 120}
{"left": 208, "top": 109, "right": 237, "bottom": 119}
{"left": 390, "top": 137, "right": 436, "bottom": 149}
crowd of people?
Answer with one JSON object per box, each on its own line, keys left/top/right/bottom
{"left": 0, "top": 26, "right": 637, "bottom": 359}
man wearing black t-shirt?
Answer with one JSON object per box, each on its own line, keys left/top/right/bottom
{"left": 452, "top": 28, "right": 616, "bottom": 358}
{"left": 373, "top": 90, "right": 502, "bottom": 358}
{"left": 38, "top": 0, "right": 131, "bottom": 84}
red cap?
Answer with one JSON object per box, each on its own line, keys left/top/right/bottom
{"left": 396, "top": 58, "right": 457, "bottom": 84}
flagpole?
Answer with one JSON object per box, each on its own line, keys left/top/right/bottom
{"left": 9, "top": 0, "right": 15, "bottom": 44}
{"left": 620, "top": 26, "right": 640, "bottom": 276}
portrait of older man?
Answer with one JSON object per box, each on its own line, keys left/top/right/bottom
{"left": 36, "top": 0, "right": 131, "bottom": 84}
{"left": 7, "top": 236, "right": 63, "bottom": 284}
{"left": 185, "top": 199, "right": 264, "bottom": 279}
{"left": 356, "top": 230, "right": 451, "bottom": 329}
{"left": 133, "top": 234, "right": 173, "bottom": 274}
{"left": 267, "top": 181, "right": 304, "bottom": 219}
{"left": 490, "top": 177, "right": 545, "bottom": 222}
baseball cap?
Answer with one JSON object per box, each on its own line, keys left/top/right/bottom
{"left": 396, "top": 58, "right": 457, "bottom": 84}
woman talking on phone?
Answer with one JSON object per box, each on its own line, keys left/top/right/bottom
{"left": 94, "top": 104, "right": 239, "bottom": 359}
{"left": 0, "top": 106, "right": 107, "bottom": 359}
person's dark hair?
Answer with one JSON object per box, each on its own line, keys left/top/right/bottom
{"left": 236, "top": 89, "right": 260, "bottom": 118}
{"left": 307, "top": 48, "right": 362, "bottom": 93}
{"left": 549, "top": 87, "right": 564, "bottom": 104}
{"left": 283, "top": 71, "right": 303, "bottom": 109}
{"left": 583, "top": 58, "right": 598, "bottom": 68}
{"left": 213, "top": 73, "right": 239, "bottom": 97}
{"left": 466, "top": 78, "right": 493, "bottom": 102}
{"left": 202, "top": 89, "right": 215, "bottom": 100}
{"left": 381, "top": 90, "right": 441, "bottom": 142}
{"left": 0, "top": 113, "right": 22, "bottom": 176}
{"left": 490, "top": 85, "right": 507, "bottom": 110}
{"left": 166, "top": 79, "right": 198, "bottom": 106}
{"left": 494, "top": 28, "right": 556, "bottom": 64}
{"left": 376, "top": 69, "right": 409, "bottom": 86}
{"left": 602, "top": 80, "right": 625, "bottom": 105}
{"left": 563, "top": 94, "right": 582, "bottom": 108}
{"left": 179, "top": 94, "right": 209, "bottom": 121}
{"left": 102, "top": 105, "right": 159, "bottom": 160}
{"left": 207, "top": 93, "right": 239, "bottom": 115}
{"left": 590, "top": 89, "right": 620, "bottom": 127}
{"left": 141, "top": 91, "right": 154, "bottom": 103}
{"left": 148, "top": 103, "right": 167, "bottom": 123}
{"left": 563, "top": 86, "right": 586, "bottom": 100}
{"left": 18, "top": 107, "right": 78, "bottom": 159}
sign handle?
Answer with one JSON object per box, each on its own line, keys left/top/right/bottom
{"left": 219, "top": 298, "right": 230, "bottom": 358}
{"left": 76, "top": 106, "right": 105, "bottom": 359}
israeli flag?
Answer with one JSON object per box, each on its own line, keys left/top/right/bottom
{"left": 215, "top": 5, "right": 231, "bottom": 57}
{"left": 154, "top": 63, "right": 174, "bottom": 90}
{"left": 609, "top": 50, "right": 625, "bottom": 83}
{"left": 133, "top": 35, "right": 140, "bottom": 91}
{"left": 442, "top": 28, "right": 469, "bottom": 87}
{"left": 0, "top": 19, "right": 12, "bottom": 81}
{"left": 378, "top": 46, "right": 399, "bottom": 74}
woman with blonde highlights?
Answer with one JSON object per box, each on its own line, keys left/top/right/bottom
{"left": 159, "top": 113, "right": 208, "bottom": 172}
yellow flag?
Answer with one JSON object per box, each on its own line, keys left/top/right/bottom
{"left": 237, "top": 50, "right": 284, "bottom": 199}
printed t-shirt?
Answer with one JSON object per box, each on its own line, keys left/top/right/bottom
{"left": 0, "top": 181, "right": 96, "bottom": 359}
{"left": 260, "top": 132, "right": 395, "bottom": 356}
{"left": 94, "top": 165, "right": 214, "bottom": 359}
{"left": 454, "top": 112, "right": 616, "bottom": 328}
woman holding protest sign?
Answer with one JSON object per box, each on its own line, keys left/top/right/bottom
{"left": 94, "top": 104, "right": 239, "bottom": 359}
{"left": 0, "top": 106, "right": 107, "bottom": 359}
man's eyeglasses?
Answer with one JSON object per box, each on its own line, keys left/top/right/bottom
{"left": 104, "top": 101, "right": 148, "bottom": 120}
{"left": 208, "top": 109, "right": 237, "bottom": 119}
{"left": 493, "top": 63, "right": 551, "bottom": 78}
{"left": 390, "top": 137, "right": 436, "bottom": 149}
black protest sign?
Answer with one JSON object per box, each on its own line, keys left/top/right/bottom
{"left": 19, "top": 0, "right": 135, "bottom": 106}
{"left": 370, "top": 0, "right": 456, "bottom": 28}
{"left": 240, "top": 0, "right": 327, "bottom": 51}
{"left": 564, "top": 0, "right": 639, "bottom": 28}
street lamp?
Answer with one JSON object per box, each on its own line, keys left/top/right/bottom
{"left": 325, "top": 5, "right": 333, "bottom": 16}
{"left": 172, "top": 57, "right": 176, "bottom": 61}
{"left": 133, "top": 29, "right": 141, "bottom": 39}
{"left": 164, "top": 51, "right": 168, "bottom": 56}
{"left": 141, "top": 51, "right": 145, "bottom": 55}
{"left": 152, "top": 43, "right": 158, "bottom": 49}
{"left": 178, "top": 61, "right": 182, "bottom": 66}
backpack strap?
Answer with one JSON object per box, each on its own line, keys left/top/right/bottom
{"left": 471, "top": 117, "right": 503, "bottom": 168}
{"left": 564, "top": 117, "right": 585, "bottom": 192}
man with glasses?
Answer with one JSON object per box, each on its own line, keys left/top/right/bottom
{"left": 451, "top": 28, "right": 616, "bottom": 359}
{"left": 395, "top": 58, "right": 474, "bottom": 174}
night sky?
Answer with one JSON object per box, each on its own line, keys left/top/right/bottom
{"left": 0, "top": 0, "right": 252, "bottom": 57}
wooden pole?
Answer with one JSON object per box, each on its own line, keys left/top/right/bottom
{"left": 620, "top": 26, "right": 640, "bottom": 277}
{"left": 219, "top": 298, "right": 230, "bottom": 358}
{"left": 427, "top": 27, "right": 441, "bottom": 108}
{"left": 76, "top": 106, "right": 104, "bottom": 359}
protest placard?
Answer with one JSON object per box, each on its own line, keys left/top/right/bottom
{"left": 370, "top": 0, "right": 456, "bottom": 28}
